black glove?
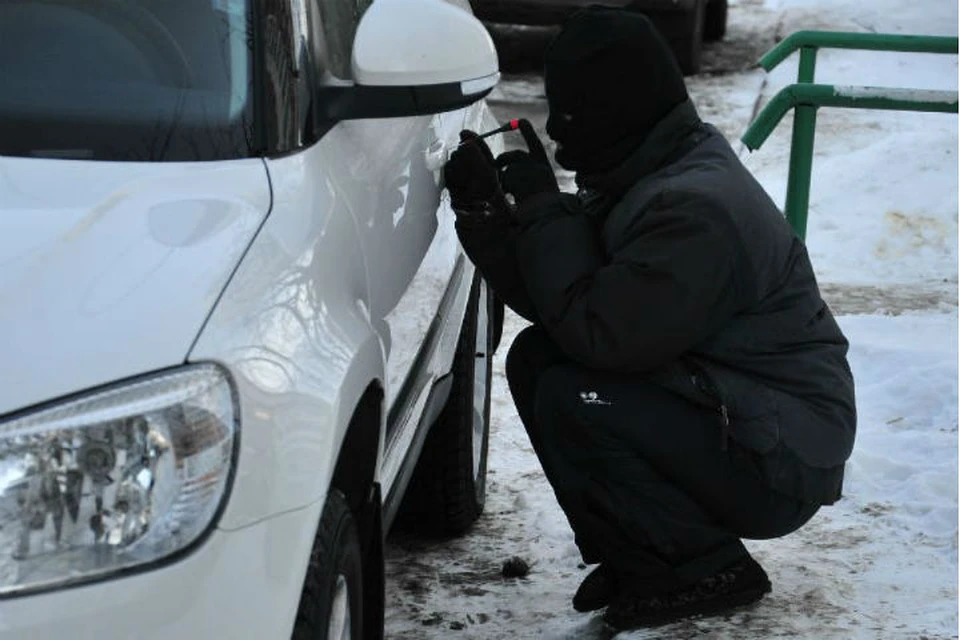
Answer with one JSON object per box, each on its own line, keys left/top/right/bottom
{"left": 495, "top": 120, "right": 559, "bottom": 204}
{"left": 443, "top": 131, "right": 504, "bottom": 216}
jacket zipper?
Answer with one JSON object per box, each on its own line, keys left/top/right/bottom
{"left": 690, "top": 364, "right": 732, "bottom": 451}
{"left": 719, "top": 403, "right": 731, "bottom": 451}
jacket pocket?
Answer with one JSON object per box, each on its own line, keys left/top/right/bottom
{"left": 692, "top": 362, "right": 781, "bottom": 454}
{"left": 726, "top": 385, "right": 780, "bottom": 454}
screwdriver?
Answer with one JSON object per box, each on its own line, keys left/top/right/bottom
{"left": 457, "top": 119, "right": 522, "bottom": 147}
{"left": 451, "top": 117, "right": 550, "bottom": 168}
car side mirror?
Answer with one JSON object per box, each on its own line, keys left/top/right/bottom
{"left": 317, "top": 0, "right": 500, "bottom": 123}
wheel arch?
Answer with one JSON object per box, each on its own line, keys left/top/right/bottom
{"left": 331, "top": 382, "right": 383, "bottom": 522}
{"left": 329, "top": 381, "right": 386, "bottom": 640}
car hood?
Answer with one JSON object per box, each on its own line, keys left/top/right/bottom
{"left": 0, "top": 156, "right": 271, "bottom": 416}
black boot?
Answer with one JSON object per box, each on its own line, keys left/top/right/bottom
{"left": 573, "top": 564, "right": 618, "bottom": 612}
{"left": 603, "top": 555, "right": 772, "bottom": 630}
{"left": 573, "top": 563, "right": 681, "bottom": 612}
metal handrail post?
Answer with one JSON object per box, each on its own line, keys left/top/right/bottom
{"left": 785, "top": 46, "right": 819, "bottom": 239}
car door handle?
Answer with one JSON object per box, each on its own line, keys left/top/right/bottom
{"left": 424, "top": 139, "right": 447, "bottom": 172}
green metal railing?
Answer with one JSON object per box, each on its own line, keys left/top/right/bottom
{"left": 740, "top": 31, "right": 959, "bottom": 239}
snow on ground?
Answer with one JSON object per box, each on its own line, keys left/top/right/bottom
{"left": 385, "top": 0, "right": 959, "bottom": 637}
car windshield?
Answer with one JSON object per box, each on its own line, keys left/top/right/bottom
{"left": 0, "top": 0, "right": 255, "bottom": 162}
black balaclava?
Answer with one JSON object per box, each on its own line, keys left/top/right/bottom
{"left": 544, "top": 6, "right": 690, "bottom": 175}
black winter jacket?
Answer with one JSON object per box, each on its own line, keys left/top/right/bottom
{"left": 456, "top": 101, "right": 856, "bottom": 505}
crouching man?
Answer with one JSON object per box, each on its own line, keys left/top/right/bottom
{"left": 443, "top": 6, "right": 856, "bottom": 630}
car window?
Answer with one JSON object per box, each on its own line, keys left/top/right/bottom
{"left": 314, "top": 0, "right": 372, "bottom": 79}
{"left": 0, "top": 0, "right": 255, "bottom": 162}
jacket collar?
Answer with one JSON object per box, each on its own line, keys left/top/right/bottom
{"left": 576, "top": 100, "right": 705, "bottom": 215}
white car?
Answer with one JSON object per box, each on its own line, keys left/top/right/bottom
{"left": 0, "top": 0, "right": 502, "bottom": 637}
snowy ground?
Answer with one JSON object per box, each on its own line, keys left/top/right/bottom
{"left": 384, "top": 0, "right": 959, "bottom": 637}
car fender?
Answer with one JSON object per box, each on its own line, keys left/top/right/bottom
{"left": 190, "top": 144, "right": 387, "bottom": 531}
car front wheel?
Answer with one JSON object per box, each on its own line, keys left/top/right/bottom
{"left": 292, "top": 490, "right": 364, "bottom": 640}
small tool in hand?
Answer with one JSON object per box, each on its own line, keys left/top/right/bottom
{"left": 458, "top": 119, "right": 523, "bottom": 146}
{"left": 455, "top": 117, "right": 549, "bottom": 164}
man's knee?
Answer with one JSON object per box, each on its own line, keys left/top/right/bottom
{"left": 532, "top": 366, "right": 597, "bottom": 444}
{"left": 533, "top": 365, "right": 581, "bottom": 408}
{"left": 505, "top": 326, "right": 541, "bottom": 385}
{"left": 505, "top": 325, "right": 563, "bottom": 389}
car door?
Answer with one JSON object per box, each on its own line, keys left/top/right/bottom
{"left": 309, "top": 0, "right": 487, "bottom": 488}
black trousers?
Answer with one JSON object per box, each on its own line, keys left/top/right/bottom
{"left": 505, "top": 326, "right": 820, "bottom": 584}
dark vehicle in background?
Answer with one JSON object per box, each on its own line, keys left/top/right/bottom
{"left": 472, "top": 0, "right": 728, "bottom": 74}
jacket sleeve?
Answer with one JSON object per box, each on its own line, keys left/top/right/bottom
{"left": 513, "top": 190, "right": 740, "bottom": 371}
{"left": 455, "top": 213, "right": 539, "bottom": 322}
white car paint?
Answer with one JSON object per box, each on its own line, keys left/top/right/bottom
{"left": 0, "top": 501, "right": 326, "bottom": 639}
{"left": 0, "top": 157, "right": 271, "bottom": 415}
{"left": 190, "top": 104, "right": 496, "bottom": 530}
{"left": 353, "top": 0, "right": 498, "bottom": 86}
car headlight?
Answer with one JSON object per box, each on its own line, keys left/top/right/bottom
{"left": 0, "top": 363, "right": 237, "bottom": 595}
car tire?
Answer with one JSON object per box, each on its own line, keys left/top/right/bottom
{"left": 396, "top": 274, "right": 494, "bottom": 536}
{"left": 292, "top": 490, "right": 364, "bottom": 640}
{"left": 704, "top": 0, "right": 727, "bottom": 42}
{"left": 660, "top": 0, "right": 706, "bottom": 75}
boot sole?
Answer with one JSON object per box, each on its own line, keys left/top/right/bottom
{"left": 602, "top": 584, "right": 770, "bottom": 630}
